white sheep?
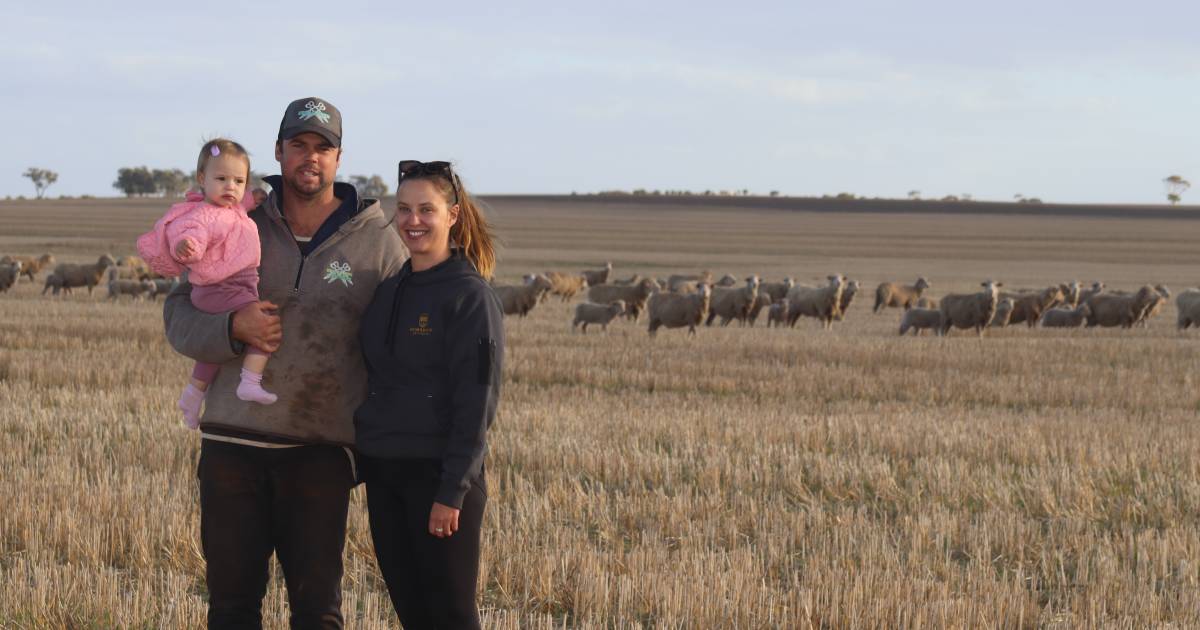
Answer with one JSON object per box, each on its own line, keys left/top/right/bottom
{"left": 107, "top": 278, "right": 156, "bottom": 300}
{"left": 587, "top": 278, "right": 658, "bottom": 322}
{"left": 1176, "top": 289, "right": 1200, "bottom": 330}
{"left": 581, "top": 262, "right": 613, "bottom": 287}
{"left": 647, "top": 284, "right": 711, "bottom": 336}
{"left": 1040, "top": 303, "right": 1092, "bottom": 328}
{"left": 834, "top": 279, "right": 859, "bottom": 321}
{"left": 706, "top": 275, "right": 760, "bottom": 326}
{"left": 572, "top": 300, "right": 626, "bottom": 333}
{"left": 786, "top": 275, "right": 845, "bottom": 329}
{"left": 938, "top": 280, "right": 1002, "bottom": 337}
{"left": 494, "top": 275, "right": 554, "bottom": 317}
{"left": 899, "top": 307, "right": 943, "bottom": 336}
{"left": 874, "top": 277, "right": 930, "bottom": 312}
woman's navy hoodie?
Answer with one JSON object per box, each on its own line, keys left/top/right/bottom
{"left": 355, "top": 253, "right": 504, "bottom": 509}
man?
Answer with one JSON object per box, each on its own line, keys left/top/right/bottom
{"left": 164, "top": 97, "right": 407, "bottom": 628}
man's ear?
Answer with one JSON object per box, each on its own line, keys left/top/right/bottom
{"left": 274, "top": 140, "right": 283, "bottom": 163}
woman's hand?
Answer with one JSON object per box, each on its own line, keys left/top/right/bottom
{"left": 429, "top": 502, "right": 460, "bottom": 538}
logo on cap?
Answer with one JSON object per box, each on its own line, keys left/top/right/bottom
{"left": 298, "top": 101, "right": 331, "bottom": 124}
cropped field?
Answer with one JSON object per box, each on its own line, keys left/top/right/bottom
{"left": 2, "top": 196, "right": 1199, "bottom": 628}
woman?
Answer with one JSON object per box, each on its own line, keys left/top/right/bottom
{"left": 355, "top": 160, "right": 503, "bottom": 628}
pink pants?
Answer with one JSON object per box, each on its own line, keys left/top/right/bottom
{"left": 190, "top": 268, "right": 269, "bottom": 384}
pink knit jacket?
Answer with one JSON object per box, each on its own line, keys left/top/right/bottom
{"left": 136, "top": 191, "right": 261, "bottom": 286}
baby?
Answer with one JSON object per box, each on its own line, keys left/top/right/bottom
{"left": 137, "top": 138, "right": 275, "bottom": 429}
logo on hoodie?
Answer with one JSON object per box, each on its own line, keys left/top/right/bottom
{"left": 410, "top": 313, "right": 432, "bottom": 336}
{"left": 323, "top": 261, "right": 353, "bottom": 287}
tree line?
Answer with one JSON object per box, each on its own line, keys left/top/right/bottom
{"left": 109, "top": 168, "right": 389, "bottom": 199}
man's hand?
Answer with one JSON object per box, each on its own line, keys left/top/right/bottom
{"left": 231, "top": 301, "right": 282, "bottom": 353}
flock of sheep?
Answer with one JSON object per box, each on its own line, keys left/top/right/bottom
{"left": 0, "top": 253, "right": 179, "bottom": 300}
{"left": 3, "top": 254, "right": 1194, "bottom": 339}
{"left": 491, "top": 264, "right": 1194, "bottom": 337}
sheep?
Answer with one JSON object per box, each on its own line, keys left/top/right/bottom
{"left": 647, "top": 283, "right": 711, "bottom": 337}
{"left": 988, "top": 298, "right": 1016, "bottom": 327}
{"left": 1041, "top": 303, "right": 1092, "bottom": 328}
{"left": 149, "top": 277, "right": 181, "bottom": 300}
{"left": 1085, "top": 285, "right": 1158, "bottom": 328}
{"left": 581, "top": 262, "right": 613, "bottom": 287}
{"left": 572, "top": 300, "right": 626, "bottom": 333}
{"left": 834, "top": 279, "right": 859, "bottom": 321}
{"left": 107, "top": 278, "right": 156, "bottom": 300}
{"left": 714, "top": 274, "right": 738, "bottom": 287}
{"left": 42, "top": 254, "right": 115, "bottom": 296}
{"left": 542, "top": 271, "right": 589, "bottom": 302}
{"left": 899, "top": 308, "right": 943, "bottom": 336}
{"left": 1134, "top": 284, "right": 1170, "bottom": 327}
{"left": 916, "top": 296, "right": 939, "bottom": 309}
{"left": 1176, "top": 289, "right": 1200, "bottom": 330}
{"left": 938, "top": 280, "right": 1002, "bottom": 337}
{"left": 1001, "top": 286, "right": 1065, "bottom": 327}
{"left": 706, "top": 275, "right": 760, "bottom": 326}
{"left": 766, "top": 300, "right": 790, "bottom": 327}
{"left": 587, "top": 278, "right": 659, "bottom": 322}
{"left": 758, "top": 278, "right": 795, "bottom": 302}
{"left": 874, "top": 277, "right": 931, "bottom": 312}
{"left": 494, "top": 274, "right": 554, "bottom": 317}
{"left": 1078, "top": 281, "right": 1105, "bottom": 305}
{"left": 0, "top": 253, "right": 55, "bottom": 282}
{"left": 1057, "top": 281, "right": 1082, "bottom": 308}
{"left": 0, "top": 262, "right": 20, "bottom": 293}
{"left": 747, "top": 293, "right": 773, "bottom": 326}
{"left": 786, "top": 275, "right": 845, "bottom": 330}
{"left": 667, "top": 271, "right": 712, "bottom": 293}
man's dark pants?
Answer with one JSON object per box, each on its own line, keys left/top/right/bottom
{"left": 198, "top": 439, "right": 355, "bottom": 630}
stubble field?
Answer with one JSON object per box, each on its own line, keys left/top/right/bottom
{"left": 1, "top": 196, "right": 1199, "bottom": 628}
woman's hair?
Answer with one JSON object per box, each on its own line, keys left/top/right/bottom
{"left": 401, "top": 168, "right": 497, "bottom": 280}
{"left": 197, "top": 138, "right": 251, "bottom": 177}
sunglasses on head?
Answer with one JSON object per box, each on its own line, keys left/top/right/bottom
{"left": 398, "top": 160, "right": 460, "bottom": 205}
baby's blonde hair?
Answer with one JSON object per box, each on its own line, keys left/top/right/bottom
{"left": 197, "top": 138, "right": 250, "bottom": 177}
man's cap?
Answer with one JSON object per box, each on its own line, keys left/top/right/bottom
{"left": 278, "top": 97, "right": 342, "bottom": 148}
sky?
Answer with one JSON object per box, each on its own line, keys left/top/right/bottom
{"left": 4, "top": 0, "right": 1200, "bottom": 203}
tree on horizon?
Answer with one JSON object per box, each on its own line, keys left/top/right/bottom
{"left": 23, "top": 167, "right": 58, "bottom": 199}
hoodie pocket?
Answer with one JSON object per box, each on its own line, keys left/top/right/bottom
{"left": 363, "top": 385, "right": 445, "bottom": 436}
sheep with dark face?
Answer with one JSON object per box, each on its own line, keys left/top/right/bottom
{"left": 647, "top": 284, "right": 711, "bottom": 337}
{"left": 874, "top": 277, "right": 930, "bottom": 312}
{"left": 572, "top": 300, "right": 626, "bottom": 333}
{"left": 938, "top": 280, "right": 1002, "bottom": 337}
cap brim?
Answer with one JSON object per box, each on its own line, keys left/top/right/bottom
{"left": 280, "top": 125, "right": 341, "bottom": 148}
